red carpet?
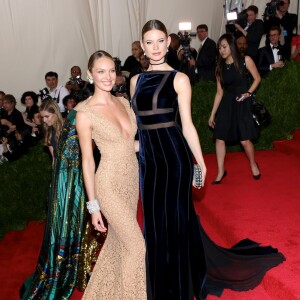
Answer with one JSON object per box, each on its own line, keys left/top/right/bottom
{"left": 1, "top": 131, "right": 299, "bottom": 300}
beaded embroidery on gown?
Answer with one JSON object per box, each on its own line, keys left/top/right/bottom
{"left": 132, "top": 70, "right": 285, "bottom": 300}
{"left": 78, "top": 97, "right": 147, "bottom": 300}
{"left": 20, "top": 109, "right": 105, "bottom": 299}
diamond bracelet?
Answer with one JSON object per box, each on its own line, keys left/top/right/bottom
{"left": 86, "top": 199, "right": 100, "bottom": 214}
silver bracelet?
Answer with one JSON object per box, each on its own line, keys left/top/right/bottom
{"left": 86, "top": 199, "right": 100, "bottom": 214}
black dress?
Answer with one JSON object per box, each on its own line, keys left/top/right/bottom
{"left": 132, "top": 70, "right": 285, "bottom": 300}
{"left": 214, "top": 60, "right": 258, "bottom": 142}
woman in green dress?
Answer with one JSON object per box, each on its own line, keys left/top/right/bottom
{"left": 21, "top": 100, "right": 104, "bottom": 299}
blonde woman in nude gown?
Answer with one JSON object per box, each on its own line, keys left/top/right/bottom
{"left": 76, "top": 50, "right": 146, "bottom": 300}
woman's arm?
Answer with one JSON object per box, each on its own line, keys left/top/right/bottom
{"left": 245, "top": 55, "right": 261, "bottom": 94}
{"left": 22, "top": 113, "right": 36, "bottom": 128}
{"left": 291, "top": 45, "right": 300, "bottom": 60}
{"left": 208, "top": 77, "right": 223, "bottom": 128}
{"left": 76, "top": 111, "right": 107, "bottom": 232}
{"left": 174, "top": 72, "right": 207, "bottom": 187}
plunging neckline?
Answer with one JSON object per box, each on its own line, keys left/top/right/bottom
{"left": 86, "top": 97, "right": 133, "bottom": 140}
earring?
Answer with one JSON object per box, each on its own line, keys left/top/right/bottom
{"left": 87, "top": 76, "right": 93, "bottom": 84}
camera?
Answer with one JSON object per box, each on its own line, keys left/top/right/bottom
{"left": 225, "top": 10, "right": 248, "bottom": 34}
{"left": 178, "top": 22, "right": 196, "bottom": 61}
{"left": 69, "top": 75, "right": 83, "bottom": 86}
{"left": 39, "top": 88, "right": 52, "bottom": 102}
{"left": 264, "top": 0, "right": 285, "bottom": 17}
{"left": 178, "top": 31, "right": 196, "bottom": 60}
{"left": 112, "top": 84, "right": 127, "bottom": 94}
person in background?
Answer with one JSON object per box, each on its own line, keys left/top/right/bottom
{"left": 0, "top": 94, "right": 25, "bottom": 141}
{"left": 20, "top": 99, "right": 105, "bottom": 299}
{"left": 257, "top": 26, "right": 285, "bottom": 77}
{"left": 1, "top": 128, "right": 30, "bottom": 162}
{"left": 20, "top": 91, "right": 39, "bottom": 131}
{"left": 111, "top": 71, "right": 129, "bottom": 99}
{"left": 167, "top": 33, "right": 181, "bottom": 70}
{"left": 195, "top": 24, "right": 217, "bottom": 81}
{"left": 209, "top": 33, "right": 261, "bottom": 183}
{"left": 236, "top": 35, "right": 248, "bottom": 57}
{"left": 123, "top": 41, "right": 143, "bottom": 72}
{"left": 61, "top": 95, "right": 78, "bottom": 119}
{"left": 264, "top": 0, "right": 297, "bottom": 60}
{"left": 291, "top": 31, "right": 300, "bottom": 61}
{"left": 234, "top": 5, "right": 264, "bottom": 60}
{"left": 30, "top": 111, "right": 44, "bottom": 146}
{"left": 45, "top": 71, "right": 70, "bottom": 113}
{"left": 65, "top": 66, "right": 88, "bottom": 101}
{"left": 76, "top": 50, "right": 146, "bottom": 299}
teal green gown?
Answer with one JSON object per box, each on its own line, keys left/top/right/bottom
{"left": 21, "top": 110, "right": 104, "bottom": 299}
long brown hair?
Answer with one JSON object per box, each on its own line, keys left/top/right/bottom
{"left": 39, "top": 100, "right": 63, "bottom": 146}
{"left": 215, "top": 33, "right": 242, "bottom": 86}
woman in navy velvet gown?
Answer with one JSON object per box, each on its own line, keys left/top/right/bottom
{"left": 130, "top": 19, "right": 285, "bottom": 300}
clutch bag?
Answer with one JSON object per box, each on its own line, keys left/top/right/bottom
{"left": 252, "top": 98, "right": 271, "bottom": 127}
{"left": 193, "top": 164, "right": 203, "bottom": 188}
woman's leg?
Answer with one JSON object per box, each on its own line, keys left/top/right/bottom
{"left": 214, "top": 139, "right": 226, "bottom": 181}
{"left": 240, "top": 140, "right": 260, "bottom": 176}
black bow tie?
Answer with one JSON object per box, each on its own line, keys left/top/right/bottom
{"left": 272, "top": 46, "right": 279, "bottom": 50}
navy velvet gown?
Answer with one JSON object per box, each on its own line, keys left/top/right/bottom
{"left": 132, "top": 70, "right": 285, "bottom": 300}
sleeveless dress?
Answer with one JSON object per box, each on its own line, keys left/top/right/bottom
{"left": 132, "top": 70, "right": 285, "bottom": 300}
{"left": 20, "top": 109, "right": 104, "bottom": 299}
{"left": 214, "top": 59, "right": 258, "bottom": 142}
{"left": 79, "top": 98, "right": 147, "bottom": 300}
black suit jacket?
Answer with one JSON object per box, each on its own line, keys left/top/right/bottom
{"left": 256, "top": 44, "right": 284, "bottom": 77}
{"left": 245, "top": 19, "right": 264, "bottom": 60}
{"left": 264, "top": 13, "right": 297, "bottom": 59}
{"left": 196, "top": 37, "right": 217, "bottom": 81}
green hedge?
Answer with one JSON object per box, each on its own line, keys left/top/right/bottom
{"left": 192, "top": 61, "right": 300, "bottom": 153}
{"left": 0, "top": 62, "right": 299, "bottom": 239}
{"left": 0, "top": 145, "right": 51, "bottom": 239}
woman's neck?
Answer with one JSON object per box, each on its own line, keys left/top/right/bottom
{"left": 91, "top": 90, "right": 114, "bottom": 105}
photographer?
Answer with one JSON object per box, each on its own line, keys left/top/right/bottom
{"left": 176, "top": 31, "right": 197, "bottom": 85}
{"left": 167, "top": 33, "right": 181, "bottom": 70}
{"left": 264, "top": 0, "right": 297, "bottom": 60}
{"left": 195, "top": 24, "right": 217, "bottom": 81}
{"left": 234, "top": 5, "right": 264, "bottom": 60}
{"left": 0, "top": 94, "right": 25, "bottom": 141}
{"left": 44, "top": 71, "right": 69, "bottom": 113}
{"left": 65, "top": 66, "right": 88, "bottom": 101}
{"left": 111, "top": 71, "right": 129, "bottom": 100}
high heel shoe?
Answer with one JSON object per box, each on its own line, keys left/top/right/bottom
{"left": 253, "top": 163, "right": 261, "bottom": 180}
{"left": 212, "top": 170, "right": 227, "bottom": 184}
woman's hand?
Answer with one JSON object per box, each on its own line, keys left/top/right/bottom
{"left": 208, "top": 114, "right": 215, "bottom": 128}
{"left": 192, "top": 163, "right": 207, "bottom": 189}
{"left": 91, "top": 211, "right": 107, "bottom": 232}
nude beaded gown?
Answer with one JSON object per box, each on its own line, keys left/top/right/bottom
{"left": 78, "top": 97, "right": 147, "bottom": 300}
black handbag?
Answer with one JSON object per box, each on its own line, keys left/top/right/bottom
{"left": 251, "top": 97, "right": 271, "bottom": 127}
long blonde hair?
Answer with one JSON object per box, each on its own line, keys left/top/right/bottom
{"left": 39, "top": 100, "right": 63, "bottom": 146}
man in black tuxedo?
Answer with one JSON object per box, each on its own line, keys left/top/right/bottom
{"left": 264, "top": 0, "right": 297, "bottom": 60}
{"left": 195, "top": 24, "right": 217, "bottom": 81}
{"left": 256, "top": 26, "right": 285, "bottom": 77}
{"left": 234, "top": 5, "right": 264, "bottom": 60}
